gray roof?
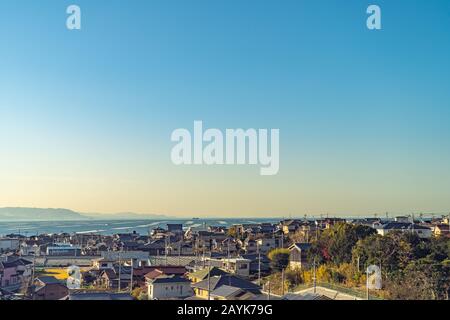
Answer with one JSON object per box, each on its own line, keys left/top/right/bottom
{"left": 36, "top": 276, "right": 62, "bottom": 285}
{"left": 69, "top": 292, "right": 134, "bottom": 300}
{"left": 150, "top": 275, "right": 191, "bottom": 284}
{"left": 282, "top": 293, "right": 332, "bottom": 300}
{"left": 210, "top": 285, "right": 243, "bottom": 298}
{"left": 378, "top": 222, "right": 431, "bottom": 230}
{"left": 192, "top": 275, "right": 261, "bottom": 294}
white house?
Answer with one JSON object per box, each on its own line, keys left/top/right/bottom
{"left": 19, "top": 243, "right": 41, "bottom": 256}
{"left": 147, "top": 275, "right": 193, "bottom": 300}
{"left": 376, "top": 222, "right": 432, "bottom": 239}
{"left": 256, "top": 238, "right": 276, "bottom": 254}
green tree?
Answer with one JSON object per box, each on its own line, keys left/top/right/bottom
{"left": 309, "top": 222, "right": 376, "bottom": 266}
{"left": 268, "top": 248, "right": 290, "bottom": 295}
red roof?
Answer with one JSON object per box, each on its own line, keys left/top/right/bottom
{"left": 144, "top": 266, "right": 186, "bottom": 279}
{"left": 134, "top": 265, "right": 186, "bottom": 277}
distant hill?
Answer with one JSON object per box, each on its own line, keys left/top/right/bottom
{"left": 0, "top": 207, "right": 88, "bottom": 221}
{"left": 0, "top": 207, "right": 173, "bottom": 221}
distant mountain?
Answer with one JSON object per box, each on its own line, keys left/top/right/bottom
{"left": 0, "top": 207, "right": 173, "bottom": 221}
{"left": 0, "top": 207, "right": 88, "bottom": 221}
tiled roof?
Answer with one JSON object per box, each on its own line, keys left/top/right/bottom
{"left": 69, "top": 292, "right": 133, "bottom": 300}
{"left": 150, "top": 275, "right": 190, "bottom": 284}
{"left": 192, "top": 275, "right": 261, "bottom": 294}
{"left": 36, "top": 276, "right": 62, "bottom": 285}
{"left": 188, "top": 267, "right": 229, "bottom": 280}
{"left": 378, "top": 222, "right": 431, "bottom": 230}
{"left": 210, "top": 285, "right": 243, "bottom": 298}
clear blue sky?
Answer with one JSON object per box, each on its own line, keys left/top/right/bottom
{"left": 1, "top": 0, "right": 450, "bottom": 217}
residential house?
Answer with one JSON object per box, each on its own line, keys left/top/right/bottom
{"left": 144, "top": 266, "right": 187, "bottom": 280}
{"left": 258, "top": 223, "right": 276, "bottom": 236}
{"left": 241, "top": 253, "right": 270, "bottom": 275}
{"left": 32, "top": 276, "right": 69, "bottom": 300}
{"left": 256, "top": 238, "right": 276, "bottom": 254}
{"left": 19, "top": 242, "right": 41, "bottom": 256}
{"left": 281, "top": 220, "right": 302, "bottom": 235}
{"left": 433, "top": 224, "right": 450, "bottom": 237}
{"left": 217, "top": 238, "right": 239, "bottom": 255}
{"left": 0, "top": 257, "right": 33, "bottom": 291}
{"left": 150, "top": 227, "right": 167, "bottom": 239}
{"left": 376, "top": 222, "right": 432, "bottom": 238}
{"left": 242, "top": 238, "right": 257, "bottom": 254}
{"left": 138, "top": 239, "right": 166, "bottom": 255}
{"left": 210, "top": 285, "right": 256, "bottom": 300}
{"left": 206, "top": 257, "right": 251, "bottom": 277}
{"left": 191, "top": 275, "right": 261, "bottom": 299}
{"left": 147, "top": 275, "right": 193, "bottom": 300}
{"left": 98, "top": 266, "right": 132, "bottom": 289}
{"left": 394, "top": 216, "right": 411, "bottom": 223}
{"left": 289, "top": 243, "right": 312, "bottom": 270}
{"left": 135, "top": 265, "right": 186, "bottom": 288}
{"left": 166, "top": 241, "right": 194, "bottom": 256}
{"left": 188, "top": 267, "right": 229, "bottom": 283}
{"left": 196, "top": 231, "right": 228, "bottom": 250}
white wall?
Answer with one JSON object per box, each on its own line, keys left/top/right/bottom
{"left": 148, "top": 282, "right": 193, "bottom": 300}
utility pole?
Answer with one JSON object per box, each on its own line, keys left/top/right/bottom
{"left": 313, "top": 258, "right": 317, "bottom": 294}
{"left": 257, "top": 243, "right": 261, "bottom": 286}
{"left": 118, "top": 251, "right": 122, "bottom": 292}
{"left": 366, "top": 267, "right": 370, "bottom": 300}
{"left": 28, "top": 251, "right": 37, "bottom": 297}
{"left": 207, "top": 252, "right": 211, "bottom": 301}
{"left": 267, "top": 281, "right": 271, "bottom": 301}
{"left": 227, "top": 238, "right": 231, "bottom": 272}
{"left": 165, "top": 236, "right": 168, "bottom": 266}
{"left": 130, "top": 259, "right": 134, "bottom": 294}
